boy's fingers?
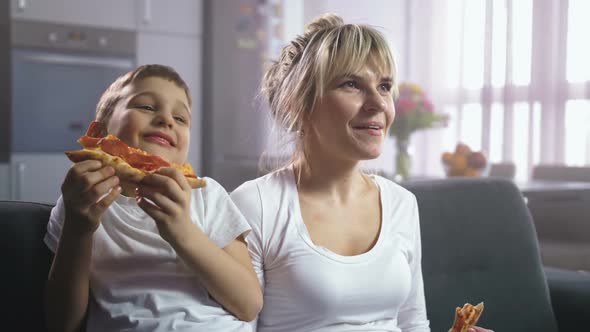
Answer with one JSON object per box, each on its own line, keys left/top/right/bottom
{"left": 136, "top": 187, "right": 177, "bottom": 214}
{"left": 89, "top": 186, "right": 121, "bottom": 217}
{"left": 140, "top": 173, "right": 187, "bottom": 204}
{"left": 83, "top": 166, "right": 116, "bottom": 189}
{"left": 71, "top": 159, "right": 103, "bottom": 173}
{"left": 67, "top": 171, "right": 117, "bottom": 206}
{"left": 65, "top": 163, "right": 115, "bottom": 193}
{"left": 155, "top": 167, "right": 191, "bottom": 191}
{"left": 89, "top": 176, "right": 120, "bottom": 200}
{"left": 136, "top": 195, "right": 166, "bottom": 221}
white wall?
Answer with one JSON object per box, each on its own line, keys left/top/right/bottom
{"left": 303, "top": 0, "right": 407, "bottom": 76}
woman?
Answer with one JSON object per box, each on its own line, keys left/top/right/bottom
{"left": 231, "top": 14, "right": 492, "bottom": 332}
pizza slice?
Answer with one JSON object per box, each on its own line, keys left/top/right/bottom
{"left": 65, "top": 121, "right": 206, "bottom": 189}
{"left": 448, "top": 302, "right": 485, "bottom": 332}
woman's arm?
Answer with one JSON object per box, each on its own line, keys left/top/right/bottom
{"left": 397, "top": 196, "right": 430, "bottom": 331}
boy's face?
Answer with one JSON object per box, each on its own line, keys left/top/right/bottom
{"left": 106, "top": 77, "right": 191, "bottom": 165}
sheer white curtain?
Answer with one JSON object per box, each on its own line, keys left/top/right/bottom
{"left": 406, "top": 0, "right": 590, "bottom": 181}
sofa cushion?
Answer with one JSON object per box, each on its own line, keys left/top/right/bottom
{"left": 0, "top": 201, "right": 53, "bottom": 332}
{"left": 403, "top": 178, "right": 558, "bottom": 332}
{"left": 545, "top": 267, "right": 590, "bottom": 331}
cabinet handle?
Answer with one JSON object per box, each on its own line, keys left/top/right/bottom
{"left": 20, "top": 53, "right": 134, "bottom": 70}
{"left": 17, "top": 0, "right": 27, "bottom": 12}
{"left": 142, "top": 0, "right": 152, "bottom": 24}
{"left": 14, "top": 162, "right": 26, "bottom": 201}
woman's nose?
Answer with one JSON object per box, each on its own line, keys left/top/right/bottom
{"left": 363, "top": 90, "right": 387, "bottom": 112}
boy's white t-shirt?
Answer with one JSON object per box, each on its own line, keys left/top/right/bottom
{"left": 230, "top": 168, "right": 430, "bottom": 332}
{"left": 44, "top": 177, "right": 253, "bottom": 332}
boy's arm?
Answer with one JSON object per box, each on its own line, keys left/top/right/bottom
{"left": 45, "top": 223, "right": 93, "bottom": 332}
{"left": 45, "top": 160, "right": 120, "bottom": 332}
{"left": 136, "top": 169, "right": 262, "bottom": 322}
{"left": 171, "top": 231, "right": 263, "bottom": 322}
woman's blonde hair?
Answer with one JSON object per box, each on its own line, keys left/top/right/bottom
{"left": 95, "top": 64, "right": 191, "bottom": 126}
{"left": 260, "top": 14, "right": 398, "bottom": 171}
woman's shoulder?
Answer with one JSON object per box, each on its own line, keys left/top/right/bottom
{"left": 232, "top": 167, "right": 293, "bottom": 197}
{"left": 230, "top": 167, "right": 294, "bottom": 222}
{"left": 370, "top": 174, "right": 416, "bottom": 202}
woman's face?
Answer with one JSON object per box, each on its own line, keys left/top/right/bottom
{"left": 304, "top": 60, "right": 395, "bottom": 163}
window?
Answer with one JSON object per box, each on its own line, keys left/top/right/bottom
{"left": 431, "top": 0, "right": 590, "bottom": 180}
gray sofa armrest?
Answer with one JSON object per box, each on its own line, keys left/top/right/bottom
{"left": 404, "top": 178, "right": 559, "bottom": 331}
{"left": 0, "top": 201, "right": 54, "bottom": 332}
{"left": 545, "top": 267, "right": 590, "bottom": 331}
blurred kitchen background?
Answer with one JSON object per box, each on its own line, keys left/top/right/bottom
{"left": 1, "top": 0, "right": 589, "bottom": 204}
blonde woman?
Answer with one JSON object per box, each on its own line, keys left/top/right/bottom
{"left": 231, "top": 14, "right": 493, "bottom": 332}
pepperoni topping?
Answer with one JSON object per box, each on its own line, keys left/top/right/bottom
{"left": 76, "top": 122, "right": 195, "bottom": 177}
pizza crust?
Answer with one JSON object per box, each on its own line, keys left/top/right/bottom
{"left": 65, "top": 149, "right": 206, "bottom": 189}
{"left": 448, "top": 302, "right": 484, "bottom": 332}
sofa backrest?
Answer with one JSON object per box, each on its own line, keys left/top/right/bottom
{"left": 0, "top": 201, "right": 53, "bottom": 332}
{"left": 403, "top": 178, "right": 558, "bottom": 332}
{"left": 532, "top": 165, "right": 590, "bottom": 182}
{"left": 0, "top": 179, "right": 561, "bottom": 331}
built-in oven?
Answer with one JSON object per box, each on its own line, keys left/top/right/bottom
{"left": 11, "top": 20, "right": 136, "bottom": 152}
{"left": 3, "top": 20, "right": 136, "bottom": 202}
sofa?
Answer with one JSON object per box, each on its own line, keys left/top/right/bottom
{"left": 403, "top": 178, "right": 590, "bottom": 332}
{"left": 523, "top": 185, "right": 590, "bottom": 271}
{"left": 1, "top": 178, "right": 589, "bottom": 331}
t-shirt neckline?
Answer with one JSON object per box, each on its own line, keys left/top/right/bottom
{"left": 287, "top": 166, "right": 387, "bottom": 264}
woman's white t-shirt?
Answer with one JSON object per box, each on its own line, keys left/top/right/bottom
{"left": 45, "top": 177, "right": 253, "bottom": 332}
{"left": 230, "top": 168, "right": 430, "bottom": 332}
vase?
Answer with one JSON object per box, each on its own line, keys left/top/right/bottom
{"left": 395, "top": 138, "right": 412, "bottom": 181}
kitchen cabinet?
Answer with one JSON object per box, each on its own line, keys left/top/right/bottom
{"left": 9, "top": 153, "right": 71, "bottom": 204}
{"left": 0, "top": 165, "right": 9, "bottom": 200}
{"left": 136, "top": 0, "right": 202, "bottom": 36}
{"left": 10, "top": 0, "right": 136, "bottom": 30}
{"left": 203, "top": 0, "right": 277, "bottom": 190}
{"left": 136, "top": 32, "right": 203, "bottom": 172}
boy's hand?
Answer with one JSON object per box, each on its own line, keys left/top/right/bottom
{"left": 136, "top": 167, "right": 193, "bottom": 244}
{"left": 62, "top": 160, "right": 121, "bottom": 235}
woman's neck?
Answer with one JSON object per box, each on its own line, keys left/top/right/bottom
{"left": 294, "top": 154, "right": 371, "bottom": 204}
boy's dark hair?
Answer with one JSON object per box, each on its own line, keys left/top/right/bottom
{"left": 95, "top": 64, "right": 191, "bottom": 125}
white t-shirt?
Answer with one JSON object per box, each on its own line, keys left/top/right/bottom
{"left": 230, "top": 168, "right": 430, "bottom": 332}
{"left": 45, "top": 177, "right": 253, "bottom": 332}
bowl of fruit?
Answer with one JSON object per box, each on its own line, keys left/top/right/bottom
{"left": 441, "top": 143, "right": 488, "bottom": 177}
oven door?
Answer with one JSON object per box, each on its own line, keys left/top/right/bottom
{"left": 11, "top": 49, "right": 134, "bottom": 152}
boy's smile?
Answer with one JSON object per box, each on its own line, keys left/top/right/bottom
{"left": 106, "top": 77, "right": 191, "bottom": 165}
{"left": 143, "top": 131, "right": 176, "bottom": 147}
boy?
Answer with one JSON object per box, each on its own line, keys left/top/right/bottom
{"left": 44, "top": 64, "right": 262, "bottom": 332}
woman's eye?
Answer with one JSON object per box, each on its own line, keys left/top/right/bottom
{"left": 340, "top": 80, "right": 358, "bottom": 89}
{"left": 379, "top": 83, "right": 392, "bottom": 92}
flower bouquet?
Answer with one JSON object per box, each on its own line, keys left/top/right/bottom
{"left": 389, "top": 82, "right": 448, "bottom": 180}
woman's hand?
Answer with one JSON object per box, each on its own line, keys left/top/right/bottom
{"left": 468, "top": 327, "right": 494, "bottom": 332}
{"left": 61, "top": 160, "right": 121, "bottom": 235}
{"left": 136, "top": 167, "right": 193, "bottom": 244}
